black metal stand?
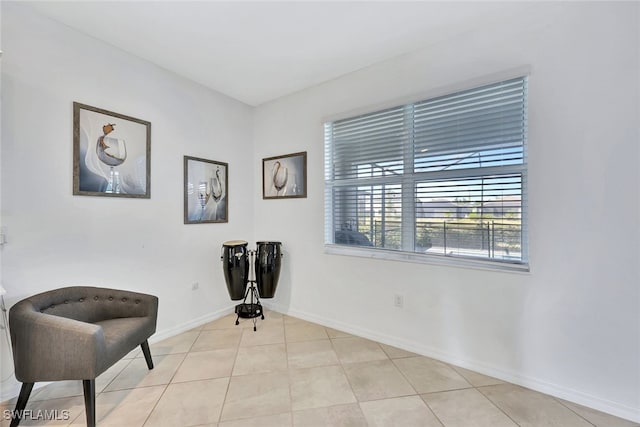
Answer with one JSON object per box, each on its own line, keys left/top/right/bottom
{"left": 234, "top": 250, "right": 264, "bottom": 331}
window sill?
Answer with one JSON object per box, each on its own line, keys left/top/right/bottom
{"left": 324, "top": 244, "right": 530, "bottom": 274}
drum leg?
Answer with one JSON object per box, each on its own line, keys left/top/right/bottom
{"left": 260, "top": 290, "right": 265, "bottom": 320}
{"left": 234, "top": 285, "right": 252, "bottom": 327}
{"left": 251, "top": 283, "right": 259, "bottom": 332}
{"left": 234, "top": 279, "right": 263, "bottom": 331}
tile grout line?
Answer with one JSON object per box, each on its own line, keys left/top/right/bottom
{"left": 388, "top": 355, "right": 431, "bottom": 403}
{"left": 382, "top": 354, "right": 454, "bottom": 426}
{"left": 99, "top": 355, "right": 136, "bottom": 395}
{"left": 330, "top": 332, "right": 415, "bottom": 422}
{"left": 216, "top": 315, "right": 247, "bottom": 425}
{"left": 419, "top": 394, "right": 448, "bottom": 427}
{"left": 139, "top": 330, "right": 201, "bottom": 427}
{"left": 94, "top": 354, "right": 137, "bottom": 419}
{"left": 331, "top": 328, "right": 362, "bottom": 410}
{"left": 281, "top": 314, "right": 295, "bottom": 426}
{"left": 136, "top": 326, "right": 208, "bottom": 427}
{"left": 329, "top": 327, "right": 370, "bottom": 421}
{"left": 475, "top": 384, "right": 523, "bottom": 427}
{"left": 552, "top": 396, "right": 599, "bottom": 427}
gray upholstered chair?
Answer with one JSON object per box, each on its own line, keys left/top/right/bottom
{"left": 8, "top": 286, "right": 158, "bottom": 427}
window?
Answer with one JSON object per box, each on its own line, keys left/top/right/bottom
{"left": 324, "top": 77, "right": 528, "bottom": 269}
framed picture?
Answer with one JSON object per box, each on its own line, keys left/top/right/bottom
{"left": 262, "top": 151, "right": 307, "bottom": 199}
{"left": 184, "top": 156, "right": 228, "bottom": 224}
{"left": 73, "top": 102, "right": 151, "bottom": 198}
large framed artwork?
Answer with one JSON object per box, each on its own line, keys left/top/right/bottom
{"left": 73, "top": 102, "right": 151, "bottom": 198}
{"left": 184, "top": 156, "right": 228, "bottom": 224}
{"left": 262, "top": 151, "right": 307, "bottom": 199}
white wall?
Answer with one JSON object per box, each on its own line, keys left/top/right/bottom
{"left": 253, "top": 2, "right": 640, "bottom": 421}
{"left": 0, "top": 3, "right": 253, "bottom": 398}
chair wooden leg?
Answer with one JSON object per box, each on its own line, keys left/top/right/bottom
{"left": 10, "top": 382, "right": 34, "bottom": 427}
{"left": 82, "top": 379, "right": 95, "bottom": 427}
{"left": 141, "top": 340, "right": 154, "bottom": 370}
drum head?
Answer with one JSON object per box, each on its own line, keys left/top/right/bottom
{"left": 256, "top": 241, "right": 281, "bottom": 245}
{"left": 223, "top": 240, "right": 248, "bottom": 247}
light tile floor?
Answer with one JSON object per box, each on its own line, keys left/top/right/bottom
{"left": 1, "top": 310, "right": 638, "bottom": 427}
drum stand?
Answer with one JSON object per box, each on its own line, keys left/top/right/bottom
{"left": 234, "top": 249, "right": 264, "bottom": 331}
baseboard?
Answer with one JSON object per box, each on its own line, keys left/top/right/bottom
{"left": 0, "top": 373, "right": 20, "bottom": 403}
{"left": 149, "top": 305, "right": 235, "bottom": 344}
{"left": 266, "top": 302, "right": 640, "bottom": 424}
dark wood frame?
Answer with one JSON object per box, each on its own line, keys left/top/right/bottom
{"left": 262, "top": 151, "right": 307, "bottom": 199}
{"left": 73, "top": 102, "right": 151, "bottom": 198}
{"left": 183, "top": 156, "right": 229, "bottom": 224}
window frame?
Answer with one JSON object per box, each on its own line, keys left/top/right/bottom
{"left": 323, "top": 74, "right": 530, "bottom": 273}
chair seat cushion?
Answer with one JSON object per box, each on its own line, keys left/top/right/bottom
{"left": 94, "top": 317, "right": 155, "bottom": 369}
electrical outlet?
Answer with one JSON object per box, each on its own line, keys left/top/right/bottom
{"left": 191, "top": 282, "right": 199, "bottom": 291}
{"left": 393, "top": 294, "right": 404, "bottom": 308}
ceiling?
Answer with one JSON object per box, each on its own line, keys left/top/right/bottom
{"left": 26, "top": 1, "right": 543, "bottom": 106}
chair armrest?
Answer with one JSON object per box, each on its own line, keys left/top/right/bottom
{"left": 9, "top": 308, "right": 107, "bottom": 382}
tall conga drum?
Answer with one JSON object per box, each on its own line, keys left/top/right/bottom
{"left": 255, "top": 241, "right": 282, "bottom": 298}
{"left": 221, "top": 240, "right": 249, "bottom": 300}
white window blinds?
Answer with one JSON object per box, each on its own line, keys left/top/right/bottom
{"left": 324, "top": 77, "right": 528, "bottom": 266}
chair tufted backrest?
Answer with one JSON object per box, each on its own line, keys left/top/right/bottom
{"left": 22, "top": 286, "right": 154, "bottom": 323}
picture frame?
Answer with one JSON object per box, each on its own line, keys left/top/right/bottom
{"left": 262, "top": 151, "right": 307, "bottom": 199}
{"left": 73, "top": 102, "right": 151, "bottom": 198}
{"left": 184, "top": 156, "right": 228, "bottom": 224}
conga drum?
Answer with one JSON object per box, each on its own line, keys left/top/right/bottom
{"left": 221, "top": 240, "right": 249, "bottom": 300}
{"left": 255, "top": 241, "right": 282, "bottom": 298}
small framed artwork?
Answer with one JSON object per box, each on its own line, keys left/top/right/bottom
{"left": 73, "top": 102, "right": 151, "bottom": 198}
{"left": 184, "top": 156, "right": 228, "bottom": 224}
{"left": 262, "top": 151, "right": 307, "bottom": 199}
